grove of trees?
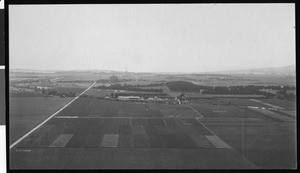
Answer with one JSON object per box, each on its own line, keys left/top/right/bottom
{"left": 94, "top": 83, "right": 164, "bottom": 93}
{"left": 166, "top": 81, "right": 296, "bottom": 100}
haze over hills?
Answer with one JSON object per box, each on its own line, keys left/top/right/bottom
{"left": 215, "top": 65, "right": 296, "bottom": 76}
{"left": 11, "top": 64, "right": 296, "bottom": 76}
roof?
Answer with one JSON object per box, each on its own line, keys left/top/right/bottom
{"left": 117, "top": 96, "right": 140, "bottom": 99}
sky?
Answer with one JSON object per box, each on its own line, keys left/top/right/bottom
{"left": 9, "top": 4, "right": 295, "bottom": 73}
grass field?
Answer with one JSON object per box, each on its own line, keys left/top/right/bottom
{"left": 52, "top": 86, "right": 88, "bottom": 95}
{"left": 70, "top": 83, "right": 93, "bottom": 87}
{"left": 246, "top": 107, "right": 294, "bottom": 122}
{"left": 10, "top": 85, "right": 89, "bottom": 97}
{"left": 218, "top": 98, "right": 269, "bottom": 107}
{"left": 84, "top": 89, "right": 114, "bottom": 98}
{"left": 257, "top": 99, "right": 296, "bottom": 110}
{"left": 10, "top": 90, "right": 45, "bottom": 97}
{"left": 190, "top": 102, "right": 263, "bottom": 119}
{"left": 9, "top": 97, "right": 72, "bottom": 144}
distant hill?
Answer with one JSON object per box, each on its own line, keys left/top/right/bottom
{"left": 222, "top": 65, "right": 296, "bottom": 75}
{"left": 11, "top": 65, "right": 296, "bottom": 76}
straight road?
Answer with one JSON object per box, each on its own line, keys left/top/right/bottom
{"left": 10, "top": 82, "right": 96, "bottom": 149}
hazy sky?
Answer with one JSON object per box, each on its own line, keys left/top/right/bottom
{"left": 9, "top": 4, "right": 295, "bottom": 73}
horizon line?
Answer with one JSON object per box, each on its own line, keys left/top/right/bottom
{"left": 9, "top": 64, "right": 295, "bottom": 74}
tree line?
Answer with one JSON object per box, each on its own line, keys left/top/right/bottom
{"left": 112, "top": 92, "right": 168, "bottom": 98}
{"left": 93, "top": 83, "right": 163, "bottom": 93}
{"left": 166, "top": 81, "right": 296, "bottom": 100}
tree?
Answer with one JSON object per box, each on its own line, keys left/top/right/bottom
{"left": 110, "top": 75, "right": 119, "bottom": 82}
{"left": 177, "top": 93, "right": 186, "bottom": 101}
{"left": 110, "top": 92, "right": 115, "bottom": 98}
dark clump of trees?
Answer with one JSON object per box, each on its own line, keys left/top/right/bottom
{"left": 96, "top": 79, "right": 111, "bottom": 83}
{"left": 94, "top": 83, "right": 163, "bottom": 93}
{"left": 123, "top": 83, "right": 165, "bottom": 87}
{"left": 113, "top": 92, "right": 167, "bottom": 98}
{"left": 202, "top": 85, "right": 263, "bottom": 95}
{"left": 110, "top": 75, "right": 119, "bottom": 82}
{"left": 57, "top": 80, "right": 94, "bottom": 83}
{"left": 166, "top": 81, "right": 202, "bottom": 92}
{"left": 277, "top": 90, "right": 296, "bottom": 101}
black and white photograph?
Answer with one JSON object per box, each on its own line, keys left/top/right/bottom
{"left": 8, "top": 3, "right": 296, "bottom": 169}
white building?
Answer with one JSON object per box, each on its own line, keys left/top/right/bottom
{"left": 147, "top": 97, "right": 154, "bottom": 101}
{"left": 117, "top": 96, "right": 140, "bottom": 101}
{"left": 36, "top": 86, "right": 49, "bottom": 90}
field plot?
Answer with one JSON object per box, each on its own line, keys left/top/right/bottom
{"left": 10, "top": 90, "right": 44, "bottom": 97}
{"left": 52, "top": 86, "right": 87, "bottom": 95}
{"left": 190, "top": 101, "right": 262, "bottom": 119}
{"left": 194, "top": 98, "right": 297, "bottom": 168}
{"left": 10, "top": 97, "right": 296, "bottom": 169}
{"left": 10, "top": 114, "right": 258, "bottom": 169}
{"left": 275, "top": 110, "right": 296, "bottom": 118}
{"left": 9, "top": 97, "right": 72, "bottom": 144}
{"left": 147, "top": 103, "right": 201, "bottom": 118}
{"left": 57, "top": 99, "right": 200, "bottom": 118}
{"left": 231, "top": 98, "right": 296, "bottom": 120}
{"left": 201, "top": 117, "right": 296, "bottom": 169}
{"left": 246, "top": 107, "right": 294, "bottom": 122}
{"left": 10, "top": 97, "right": 261, "bottom": 169}
{"left": 219, "top": 98, "right": 268, "bottom": 107}
{"left": 84, "top": 89, "right": 114, "bottom": 98}
{"left": 57, "top": 98, "right": 155, "bottom": 117}
{"left": 70, "top": 82, "right": 93, "bottom": 87}
{"left": 257, "top": 99, "right": 296, "bottom": 110}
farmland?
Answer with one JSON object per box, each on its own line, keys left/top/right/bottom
{"left": 51, "top": 86, "right": 87, "bottom": 95}
{"left": 8, "top": 3, "right": 297, "bottom": 169}
{"left": 9, "top": 97, "right": 72, "bottom": 144}
{"left": 9, "top": 70, "right": 296, "bottom": 169}
{"left": 10, "top": 95, "right": 296, "bottom": 169}
{"left": 10, "top": 90, "right": 44, "bottom": 97}
{"left": 55, "top": 98, "right": 200, "bottom": 119}
{"left": 256, "top": 99, "right": 296, "bottom": 110}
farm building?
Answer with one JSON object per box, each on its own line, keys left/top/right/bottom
{"left": 117, "top": 96, "right": 140, "bottom": 101}
{"left": 36, "top": 86, "right": 49, "bottom": 90}
{"left": 147, "top": 97, "right": 154, "bottom": 101}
